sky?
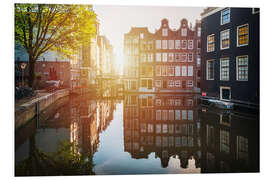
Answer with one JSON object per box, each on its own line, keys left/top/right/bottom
{"left": 93, "top": 5, "right": 205, "bottom": 72}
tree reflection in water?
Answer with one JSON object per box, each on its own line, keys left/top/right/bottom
{"left": 15, "top": 136, "right": 95, "bottom": 176}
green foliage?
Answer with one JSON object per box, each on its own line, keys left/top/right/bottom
{"left": 15, "top": 140, "right": 95, "bottom": 176}
{"left": 15, "top": 3, "right": 97, "bottom": 60}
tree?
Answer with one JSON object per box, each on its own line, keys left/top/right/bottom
{"left": 15, "top": 4, "right": 97, "bottom": 87}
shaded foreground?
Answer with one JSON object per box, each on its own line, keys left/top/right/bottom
{"left": 15, "top": 93, "right": 259, "bottom": 176}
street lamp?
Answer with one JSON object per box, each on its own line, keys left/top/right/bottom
{"left": 21, "top": 62, "right": 27, "bottom": 87}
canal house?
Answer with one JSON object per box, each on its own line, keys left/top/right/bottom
{"left": 200, "top": 8, "right": 259, "bottom": 106}
{"left": 123, "top": 18, "right": 201, "bottom": 93}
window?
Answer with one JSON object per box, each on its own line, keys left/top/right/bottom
{"left": 169, "top": 40, "right": 174, "bottom": 49}
{"left": 156, "top": 110, "right": 161, "bottom": 121}
{"left": 188, "top": 53, "right": 193, "bottom": 62}
{"left": 168, "top": 80, "right": 174, "bottom": 87}
{"left": 168, "top": 66, "right": 174, "bottom": 76}
{"left": 162, "top": 40, "right": 167, "bottom": 49}
{"left": 162, "top": 28, "right": 168, "bottom": 36}
{"left": 181, "top": 53, "right": 187, "bottom": 62}
{"left": 148, "top": 41, "right": 153, "bottom": 50}
{"left": 182, "top": 66, "right": 187, "bottom": 76}
{"left": 182, "top": 110, "right": 187, "bottom": 120}
{"left": 168, "top": 53, "right": 174, "bottom": 62}
{"left": 156, "top": 53, "right": 161, "bottom": 62}
{"left": 207, "top": 60, "right": 214, "bottom": 80}
{"left": 162, "top": 53, "right": 167, "bottom": 62}
{"left": 175, "top": 66, "right": 180, "bottom": 76}
{"left": 162, "top": 110, "right": 168, "bottom": 120}
{"left": 182, "top": 40, "right": 187, "bottom": 49}
{"left": 148, "top": 53, "right": 153, "bottom": 62}
{"left": 188, "top": 40, "right": 193, "bottom": 49}
{"left": 175, "top": 110, "right": 181, "bottom": 120}
{"left": 175, "top": 99, "right": 181, "bottom": 106}
{"left": 188, "top": 66, "right": 193, "bottom": 76}
{"left": 221, "top": 8, "right": 230, "bottom": 25}
{"left": 197, "top": 40, "right": 201, "bottom": 49}
{"left": 175, "top": 80, "right": 181, "bottom": 87}
{"left": 220, "top": 130, "right": 230, "bottom": 153}
{"left": 236, "top": 136, "right": 249, "bottom": 160}
{"left": 237, "top": 55, "right": 248, "bottom": 81}
{"left": 141, "top": 79, "right": 147, "bottom": 88}
{"left": 156, "top": 40, "right": 161, "bottom": 49}
{"left": 220, "top": 29, "right": 230, "bottom": 49}
{"left": 188, "top": 110, "right": 193, "bottom": 120}
{"left": 187, "top": 80, "right": 193, "bottom": 87}
{"left": 141, "top": 53, "right": 146, "bottom": 62}
{"left": 207, "top": 34, "right": 215, "bottom": 52}
{"left": 175, "top": 53, "right": 181, "bottom": 62}
{"left": 156, "top": 99, "right": 162, "bottom": 106}
{"left": 169, "top": 110, "right": 174, "bottom": 120}
{"left": 181, "top": 28, "right": 187, "bottom": 36}
{"left": 156, "top": 66, "right": 161, "bottom": 76}
{"left": 148, "top": 124, "right": 153, "bottom": 133}
{"left": 237, "top": 24, "right": 249, "bottom": 47}
{"left": 220, "top": 58, "right": 229, "bottom": 81}
{"left": 140, "top": 33, "right": 144, "bottom": 39}
{"left": 175, "top": 40, "right": 181, "bottom": 49}
{"left": 197, "top": 54, "right": 201, "bottom": 66}
{"left": 162, "top": 66, "right": 167, "bottom": 76}
{"left": 197, "top": 27, "right": 201, "bottom": 37}
{"left": 155, "top": 80, "right": 161, "bottom": 87}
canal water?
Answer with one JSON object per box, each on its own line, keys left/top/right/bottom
{"left": 15, "top": 93, "right": 259, "bottom": 176}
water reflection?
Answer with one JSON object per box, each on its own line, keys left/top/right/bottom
{"left": 15, "top": 93, "right": 259, "bottom": 176}
{"left": 123, "top": 94, "right": 201, "bottom": 171}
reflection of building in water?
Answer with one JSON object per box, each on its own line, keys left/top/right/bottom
{"left": 199, "top": 107, "right": 259, "bottom": 173}
{"left": 123, "top": 94, "right": 201, "bottom": 169}
{"left": 97, "top": 99, "right": 116, "bottom": 133}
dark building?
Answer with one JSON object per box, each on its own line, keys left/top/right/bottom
{"left": 123, "top": 18, "right": 201, "bottom": 93}
{"left": 200, "top": 8, "right": 259, "bottom": 105}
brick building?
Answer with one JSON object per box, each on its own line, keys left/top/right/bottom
{"left": 123, "top": 18, "right": 201, "bottom": 93}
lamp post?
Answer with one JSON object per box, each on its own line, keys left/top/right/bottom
{"left": 21, "top": 63, "right": 27, "bottom": 87}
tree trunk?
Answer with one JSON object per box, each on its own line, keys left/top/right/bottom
{"left": 28, "top": 56, "right": 36, "bottom": 88}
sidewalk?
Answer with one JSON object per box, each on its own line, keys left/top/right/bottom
{"left": 15, "top": 89, "right": 70, "bottom": 130}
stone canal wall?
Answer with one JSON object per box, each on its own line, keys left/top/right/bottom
{"left": 15, "top": 89, "right": 70, "bottom": 130}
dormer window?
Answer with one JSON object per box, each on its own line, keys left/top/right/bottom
{"left": 162, "top": 28, "right": 168, "bottom": 36}
{"left": 181, "top": 28, "right": 187, "bottom": 36}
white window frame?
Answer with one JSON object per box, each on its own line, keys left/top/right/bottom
{"left": 188, "top": 66, "right": 193, "bottom": 76}
{"left": 197, "top": 27, "right": 201, "bottom": 37}
{"left": 188, "top": 40, "right": 193, "bottom": 49}
{"left": 187, "top": 80, "right": 193, "bottom": 87}
{"left": 220, "top": 57, "right": 230, "bottom": 81}
{"left": 162, "top": 40, "right": 167, "bottom": 49}
{"left": 207, "top": 34, "right": 215, "bottom": 52}
{"left": 181, "top": 28, "right": 187, "bottom": 36}
{"left": 175, "top": 66, "right": 181, "bottom": 76}
{"left": 220, "top": 8, "right": 230, "bottom": 25}
{"left": 175, "top": 40, "right": 181, "bottom": 49}
{"left": 175, "top": 80, "right": 181, "bottom": 87}
{"left": 237, "top": 24, "right": 249, "bottom": 47}
{"left": 156, "top": 65, "right": 161, "bottom": 76}
{"left": 156, "top": 40, "right": 161, "bottom": 49}
{"left": 206, "top": 60, "right": 215, "bottom": 80}
{"left": 188, "top": 53, "right": 193, "bottom": 62}
{"left": 169, "top": 40, "right": 174, "bottom": 49}
{"left": 220, "top": 29, "right": 230, "bottom": 50}
{"left": 156, "top": 53, "right": 161, "bottom": 62}
{"left": 236, "top": 55, "right": 249, "bottom": 81}
{"left": 182, "top": 40, "right": 187, "bottom": 49}
{"left": 220, "top": 86, "right": 231, "bottom": 100}
{"left": 168, "top": 53, "right": 174, "bottom": 62}
{"left": 155, "top": 80, "right": 162, "bottom": 87}
{"left": 182, "top": 66, "right": 187, "bottom": 76}
{"left": 140, "top": 33, "right": 144, "bottom": 39}
{"left": 162, "top": 53, "right": 167, "bottom": 62}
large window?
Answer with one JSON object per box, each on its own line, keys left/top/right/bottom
{"left": 207, "top": 60, "right": 214, "bottom": 80}
{"left": 188, "top": 53, "right": 193, "bottom": 62}
{"left": 162, "top": 53, "right": 167, "bottom": 62}
{"left": 207, "top": 34, "right": 215, "bottom": 52}
{"left": 175, "top": 40, "right": 181, "bottom": 49}
{"left": 181, "top": 53, "right": 187, "bottom": 62}
{"left": 175, "top": 66, "right": 180, "bottom": 76}
{"left": 168, "top": 66, "right": 174, "bottom": 76}
{"left": 221, "top": 8, "right": 230, "bottom": 25}
{"left": 175, "top": 53, "right": 181, "bottom": 62}
{"left": 237, "top": 55, "right": 248, "bottom": 81}
{"left": 156, "top": 53, "right": 161, "bottom": 62}
{"left": 156, "top": 40, "right": 161, "bottom": 49}
{"left": 188, "top": 66, "right": 193, "bottom": 76}
{"left": 182, "top": 66, "right": 187, "bottom": 76}
{"left": 220, "top": 58, "right": 229, "bottom": 81}
{"left": 156, "top": 66, "right": 161, "bottom": 76}
{"left": 237, "top": 24, "right": 249, "bottom": 47}
{"left": 162, "top": 66, "right": 167, "bottom": 76}
{"left": 182, "top": 40, "right": 187, "bottom": 49}
{"left": 181, "top": 28, "right": 187, "bottom": 36}
{"left": 168, "top": 53, "right": 174, "bottom": 62}
{"left": 169, "top": 40, "right": 174, "bottom": 49}
{"left": 220, "top": 130, "right": 230, "bottom": 153}
{"left": 188, "top": 40, "right": 193, "bottom": 49}
{"left": 162, "top": 40, "right": 167, "bottom": 49}
{"left": 220, "top": 29, "right": 230, "bottom": 49}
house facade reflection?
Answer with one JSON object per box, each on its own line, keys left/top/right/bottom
{"left": 199, "top": 107, "right": 259, "bottom": 173}
{"left": 123, "top": 93, "right": 201, "bottom": 169}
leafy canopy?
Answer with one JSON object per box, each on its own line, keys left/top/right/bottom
{"left": 15, "top": 4, "right": 97, "bottom": 60}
